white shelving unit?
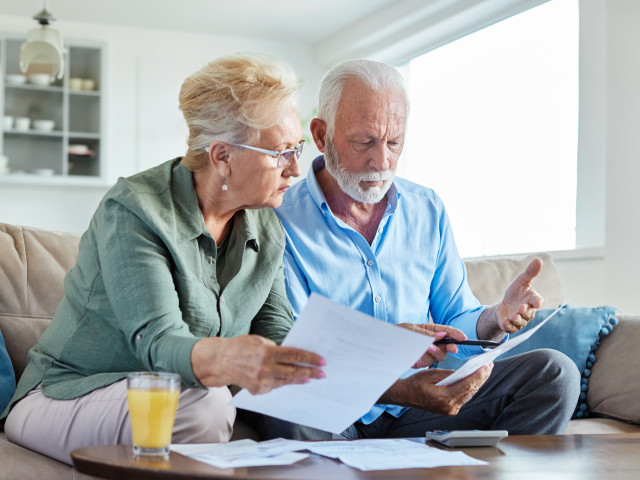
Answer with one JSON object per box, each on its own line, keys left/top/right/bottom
{"left": 0, "top": 35, "right": 105, "bottom": 184}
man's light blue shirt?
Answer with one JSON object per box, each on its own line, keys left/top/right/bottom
{"left": 276, "top": 156, "right": 488, "bottom": 425}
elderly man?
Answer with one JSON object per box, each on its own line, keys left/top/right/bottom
{"left": 245, "top": 59, "right": 580, "bottom": 441}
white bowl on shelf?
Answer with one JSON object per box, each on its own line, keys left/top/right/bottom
{"left": 14, "top": 117, "right": 31, "bottom": 131}
{"left": 6, "top": 74, "right": 27, "bottom": 85}
{"left": 32, "top": 119, "right": 55, "bottom": 132}
{"left": 28, "top": 73, "right": 52, "bottom": 86}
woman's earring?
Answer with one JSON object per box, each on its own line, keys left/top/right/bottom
{"left": 222, "top": 176, "right": 228, "bottom": 191}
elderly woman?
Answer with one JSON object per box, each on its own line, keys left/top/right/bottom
{"left": 2, "top": 53, "right": 324, "bottom": 464}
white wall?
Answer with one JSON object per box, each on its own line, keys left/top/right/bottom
{"left": 0, "top": 15, "right": 322, "bottom": 233}
{"left": 554, "top": 0, "right": 640, "bottom": 313}
{"left": 603, "top": 0, "right": 640, "bottom": 313}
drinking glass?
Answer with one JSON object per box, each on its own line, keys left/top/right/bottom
{"left": 126, "top": 372, "right": 180, "bottom": 457}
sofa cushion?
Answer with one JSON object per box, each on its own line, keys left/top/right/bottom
{"left": 0, "top": 315, "right": 52, "bottom": 382}
{"left": 587, "top": 315, "right": 640, "bottom": 424}
{"left": 436, "top": 305, "right": 618, "bottom": 418}
{"left": 0, "top": 432, "right": 75, "bottom": 479}
{"left": 0, "top": 328, "right": 15, "bottom": 414}
{"left": 0, "top": 223, "right": 80, "bottom": 380}
{"left": 464, "top": 252, "right": 564, "bottom": 307}
{"left": 566, "top": 417, "right": 640, "bottom": 434}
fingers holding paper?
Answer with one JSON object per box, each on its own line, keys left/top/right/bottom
{"left": 379, "top": 363, "right": 493, "bottom": 415}
{"left": 398, "top": 323, "right": 467, "bottom": 368}
{"left": 191, "top": 334, "right": 326, "bottom": 395}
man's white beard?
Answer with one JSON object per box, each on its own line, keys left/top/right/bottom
{"left": 324, "top": 135, "right": 395, "bottom": 204}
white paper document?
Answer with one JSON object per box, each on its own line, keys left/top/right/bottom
{"left": 305, "top": 438, "right": 488, "bottom": 471}
{"left": 436, "top": 305, "right": 565, "bottom": 386}
{"left": 170, "top": 439, "right": 309, "bottom": 468}
{"left": 171, "top": 438, "right": 488, "bottom": 471}
{"left": 230, "top": 293, "right": 435, "bottom": 434}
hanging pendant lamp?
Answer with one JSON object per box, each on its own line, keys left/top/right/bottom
{"left": 19, "top": 0, "right": 65, "bottom": 81}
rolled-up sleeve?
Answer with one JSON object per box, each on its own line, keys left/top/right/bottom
{"left": 97, "top": 199, "right": 201, "bottom": 387}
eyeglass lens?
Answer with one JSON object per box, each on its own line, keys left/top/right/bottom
{"left": 278, "top": 142, "right": 304, "bottom": 167}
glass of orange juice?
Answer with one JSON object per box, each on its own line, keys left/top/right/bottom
{"left": 126, "top": 372, "right": 180, "bottom": 457}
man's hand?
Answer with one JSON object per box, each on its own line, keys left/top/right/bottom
{"left": 191, "top": 335, "right": 326, "bottom": 395}
{"left": 379, "top": 364, "right": 493, "bottom": 415}
{"left": 478, "top": 258, "right": 545, "bottom": 339}
{"left": 496, "top": 258, "right": 544, "bottom": 333}
{"left": 398, "top": 323, "right": 467, "bottom": 368}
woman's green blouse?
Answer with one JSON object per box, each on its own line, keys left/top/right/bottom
{"left": 4, "top": 158, "right": 293, "bottom": 416}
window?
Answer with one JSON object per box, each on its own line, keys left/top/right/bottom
{"left": 401, "top": 0, "right": 578, "bottom": 258}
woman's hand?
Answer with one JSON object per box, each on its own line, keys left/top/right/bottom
{"left": 191, "top": 335, "right": 326, "bottom": 394}
{"left": 398, "top": 323, "right": 467, "bottom": 368}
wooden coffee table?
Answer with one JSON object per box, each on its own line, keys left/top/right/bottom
{"left": 72, "top": 433, "right": 640, "bottom": 479}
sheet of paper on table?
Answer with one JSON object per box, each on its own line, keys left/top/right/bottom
{"left": 230, "top": 293, "right": 435, "bottom": 434}
{"left": 170, "top": 439, "right": 309, "bottom": 468}
{"left": 436, "top": 304, "right": 566, "bottom": 386}
{"left": 171, "top": 438, "right": 488, "bottom": 470}
{"left": 305, "top": 438, "right": 488, "bottom": 470}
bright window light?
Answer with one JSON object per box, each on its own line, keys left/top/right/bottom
{"left": 401, "top": 0, "right": 578, "bottom": 258}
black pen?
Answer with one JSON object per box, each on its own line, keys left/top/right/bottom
{"left": 434, "top": 338, "right": 502, "bottom": 348}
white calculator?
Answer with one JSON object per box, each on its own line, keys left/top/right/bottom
{"left": 425, "top": 430, "right": 508, "bottom": 447}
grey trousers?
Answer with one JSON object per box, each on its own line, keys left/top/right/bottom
{"left": 242, "top": 349, "right": 581, "bottom": 440}
{"left": 5, "top": 379, "right": 236, "bottom": 465}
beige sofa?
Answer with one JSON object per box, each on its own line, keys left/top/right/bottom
{"left": 1, "top": 221, "right": 639, "bottom": 478}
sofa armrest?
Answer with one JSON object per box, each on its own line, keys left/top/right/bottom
{"left": 587, "top": 314, "right": 640, "bottom": 424}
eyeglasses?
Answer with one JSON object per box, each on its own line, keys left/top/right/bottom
{"left": 231, "top": 140, "right": 305, "bottom": 168}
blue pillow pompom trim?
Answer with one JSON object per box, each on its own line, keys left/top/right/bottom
{"left": 573, "top": 311, "right": 619, "bottom": 419}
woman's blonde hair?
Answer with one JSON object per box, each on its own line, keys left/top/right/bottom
{"left": 179, "top": 53, "right": 299, "bottom": 170}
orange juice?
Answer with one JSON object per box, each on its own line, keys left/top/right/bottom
{"left": 127, "top": 388, "right": 180, "bottom": 448}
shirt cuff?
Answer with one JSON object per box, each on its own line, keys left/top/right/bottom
{"left": 153, "top": 335, "right": 201, "bottom": 388}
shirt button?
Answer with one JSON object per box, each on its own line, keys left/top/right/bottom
{"left": 208, "top": 256, "right": 215, "bottom": 264}
{"left": 378, "top": 227, "right": 384, "bottom": 234}
{"left": 374, "top": 295, "right": 382, "bottom": 303}
{"left": 367, "top": 259, "right": 374, "bottom": 267}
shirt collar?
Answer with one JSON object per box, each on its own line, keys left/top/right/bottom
{"left": 306, "top": 155, "right": 401, "bottom": 215}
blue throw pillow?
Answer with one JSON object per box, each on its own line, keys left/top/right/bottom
{"left": 435, "top": 305, "right": 619, "bottom": 418}
{"left": 0, "top": 328, "right": 16, "bottom": 416}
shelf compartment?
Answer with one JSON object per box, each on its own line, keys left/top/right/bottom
{"left": 69, "top": 94, "right": 100, "bottom": 134}
{"left": 69, "top": 46, "right": 101, "bottom": 92}
{"left": 3, "top": 135, "right": 64, "bottom": 174}
{"left": 67, "top": 136, "right": 100, "bottom": 177}
{"left": 4, "top": 88, "right": 64, "bottom": 129}
{"left": 4, "top": 39, "right": 64, "bottom": 88}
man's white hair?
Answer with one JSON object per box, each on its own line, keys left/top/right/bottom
{"left": 317, "top": 58, "right": 409, "bottom": 135}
